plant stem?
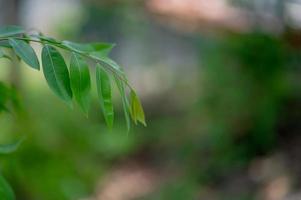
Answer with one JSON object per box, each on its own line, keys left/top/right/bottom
{"left": 0, "top": 36, "right": 135, "bottom": 91}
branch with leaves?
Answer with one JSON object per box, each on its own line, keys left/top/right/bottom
{"left": 0, "top": 25, "right": 146, "bottom": 130}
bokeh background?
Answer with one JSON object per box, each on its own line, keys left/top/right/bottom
{"left": 1, "top": 0, "right": 301, "bottom": 199}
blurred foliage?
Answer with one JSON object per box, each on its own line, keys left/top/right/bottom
{"left": 2, "top": 1, "right": 301, "bottom": 200}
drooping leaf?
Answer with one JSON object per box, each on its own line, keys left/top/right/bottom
{"left": 0, "top": 137, "right": 24, "bottom": 154}
{"left": 0, "top": 25, "right": 24, "bottom": 37}
{"left": 114, "top": 76, "right": 131, "bottom": 131}
{"left": 8, "top": 39, "right": 39, "bottom": 70}
{"left": 42, "top": 45, "right": 73, "bottom": 104}
{"left": 96, "top": 65, "right": 114, "bottom": 128}
{"left": 62, "top": 40, "right": 114, "bottom": 57}
{"left": 70, "top": 53, "right": 91, "bottom": 115}
{"left": 0, "top": 174, "right": 15, "bottom": 200}
{"left": 130, "top": 90, "right": 146, "bottom": 126}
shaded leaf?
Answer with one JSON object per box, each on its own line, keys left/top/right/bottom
{"left": 114, "top": 76, "right": 131, "bottom": 131}
{"left": 0, "top": 137, "right": 24, "bottom": 154}
{"left": 0, "top": 25, "right": 24, "bottom": 37}
{"left": 8, "top": 39, "right": 39, "bottom": 70}
{"left": 42, "top": 45, "right": 73, "bottom": 104}
{"left": 0, "top": 82, "right": 9, "bottom": 113}
{"left": 0, "top": 174, "right": 15, "bottom": 200}
{"left": 62, "top": 41, "right": 123, "bottom": 77}
{"left": 0, "top": 48, "right": 10, "bottom": 60}
{"left": 70, "top": 53, "right": 91, "bottom": 115}
{"left": 130, "top": 90, "right": 146, "bottom": 126}
{"left": 38, "top": 35, "right": 61, "bottom": 45}
{"left": 96, "top": 65, "right": 114, "bottom": 128}
{"left": 0, "top": 41, "right": 11, "bottom": 48}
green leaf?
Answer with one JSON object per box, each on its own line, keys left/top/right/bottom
{"left": 42, "top": 45, "right": 73, "bottom": 104}
{"left": 114, "top": 76, "right": 131, "bottom": 132}
{"left": 8, "top": 39, "right": 40, "bottom": 70}
{"left": 130, "top": 90, "right": 146, "bottom": 126}
{"left": 0, "top": 174, "right": 15, "bottom": 200}
{"left": 62, "top": 41, "right": 124, "bottom": 77}
{"left": 96, "top": 65, "right": 114, "bottom": 128}
{"left": 0, "top": 137, "right": 24, "bottom": 154}
{"left": 0, "top": 83, "right": 9, "bottom": 113}
{"left": 0, "top": 25, "right": 24, "bottom": 37}
{"left": 70, "top": 53, "right": 91, "bottom": 115}
{"left": 92, "top": 56, "right": 122, "bottom": 71}
{"left": 0, "top": 48, "right": 10, "bottom": 60}
{"left": 62, "top": 40, "right": 114, "bottom": 57}
{"left": 0, "top": 41, "right": 11, "bottom": 48}
{"left": 38, "top": 35, "right": 61, "bottom": 45}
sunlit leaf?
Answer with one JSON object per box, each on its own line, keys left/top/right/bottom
{"left": 8, "top": 39, "right": 39, "bottom": 70}
{"left": 0, "top": 174, "right": 15, "bottom": 200}
{"left": 70, "top": 53, "right": 91, "bottom": 115}
{"left": 114, "top": 76, "right": 131, "bottom": 131}
{"left": 62, "top": 40, "right": 114, "bottom": 57}
{"left": 42, "top": 45, "right": 73, "bottom": 104}
{"left": 130, "top": 90, "right": 146, "bottom": 126}
{"left": 0, "top": 25, "right": 24, "bottom": 37}
{"left": 96, "top": 65, "right": 114, "bottom": 128}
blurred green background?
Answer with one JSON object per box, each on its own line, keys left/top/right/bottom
{"left": 1, "top": 0, "right": 301, "bottom": 199}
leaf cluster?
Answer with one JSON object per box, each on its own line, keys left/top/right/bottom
{"left": 0, "top": 25, "right": 146, "bottom": 130}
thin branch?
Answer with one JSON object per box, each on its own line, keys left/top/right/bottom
{"left": 0, "top": 36, "right": 135, "bottom": 91}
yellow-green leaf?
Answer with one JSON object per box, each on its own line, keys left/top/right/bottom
{"left": 130, "top": 90, "right": 146, "bottom": 126}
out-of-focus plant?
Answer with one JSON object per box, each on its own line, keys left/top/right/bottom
{"left": 0, "top": 25, "right": 146, "bottom": 199}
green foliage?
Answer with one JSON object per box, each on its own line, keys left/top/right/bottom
{"left": 9, "top": 38, "right": 40, "bottom": 70}
{"left": 0, "top": 48, "right": 10, "bottom": 60}
{"left": 0, "top": 26, "right": 24, "bottom": 38}
{"left": 41, "top": 45, "right": 73, "bottom": 104}
{"left": 96, "top": 65, "right": 114, "bottom": 128}
{"left": 115, "top": 76, "right": 131, "bottom": 131}
{"left": 0, "top": 25, "right": 145, "bottom": 128}
{"left": 0, "top": 174, "right": 15, "bottom": 200}
{"left": 130, "top": 90, "right": 146, "bottom": 126}
{"left": 0, "top": 25, "right": 146, "bottom": 198}
{"left": 0, "top": 137, "right": 24, "bottom": 154}
{"left": 70, "top": 53, "right": 91, "bottom": 115}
